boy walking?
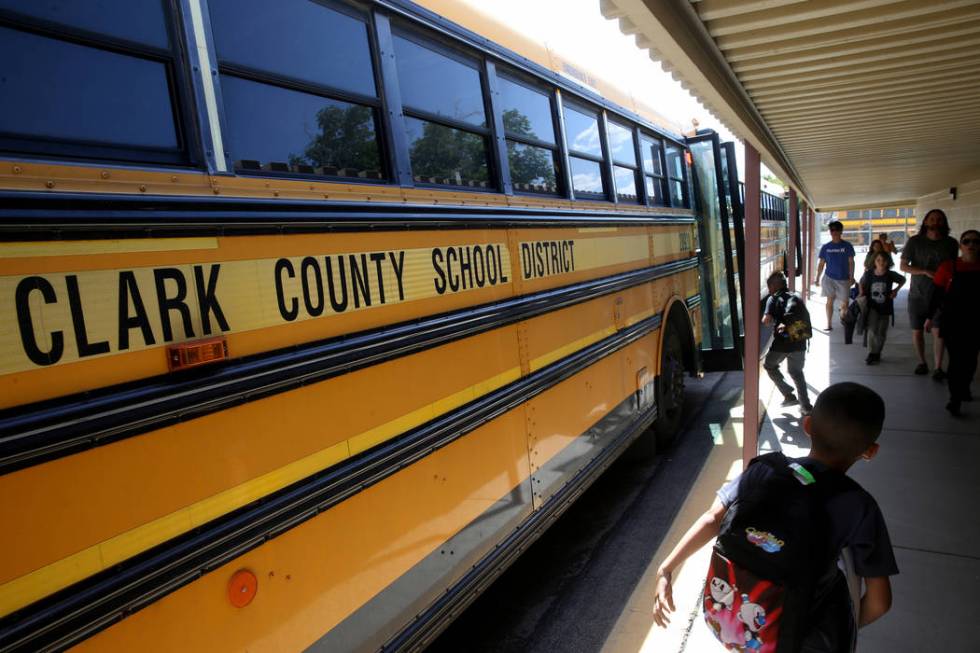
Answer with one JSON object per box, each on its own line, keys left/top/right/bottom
{"left": 816, "top": 221, "right": 856, "bottom": 332}
{"left": 762, "top": 271, "right": 813, "bottom": 414}
{"left": 652, "top": 383, "right": 898, "bottom": 651}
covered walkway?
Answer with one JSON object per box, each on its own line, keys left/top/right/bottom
{"left": 602, "top": 288, "right": 979, "bottom": 652}
{"left": 584, "top": 2, "right": 980, "bottom": 650}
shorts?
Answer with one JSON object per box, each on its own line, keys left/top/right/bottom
{"left": 821, "top": 276, "right": 851, "bottom": 301}
{"left": 907, "top": 295, "right": 939, "bottom": 331}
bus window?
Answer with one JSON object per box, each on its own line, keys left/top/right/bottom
{"left": 0, "top": 0, "right": 169, "bottom": 47}
{"left": 665, "top": 143, "right": 688, "bottom": 208}
{"left": 640, "top": 135, "right": 668, "bottom": 206}
{"left": 607, "top": 120, "right": 639, "bottom": 203}
{"left": 0, "top": 3, "right": 181, "bottom": 162}
{"left": 211, "top": 0, "right": 383, "bottom": 179}
{"left": 498, "top": 74, "right": 559, "bottom": 195}
{"left": 404, "top": 117, "right": 489, "bottom": 187}
{"left": 220, "top": 77, "right": 382, "bottom": 178}
{"left": 563, "top": 103, "right": 607, "bottom": 199}
{"left": 393, "top": 32, "right": 492, "bottom": 188}
{"left": 208, "top": 0, "right": 376, "bottom": 98}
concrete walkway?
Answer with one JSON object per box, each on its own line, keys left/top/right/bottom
{"left": 602, "top": 285, "right": 979, "bottom": 652}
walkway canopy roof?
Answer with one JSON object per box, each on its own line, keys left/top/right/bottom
{"left": 601, "top": 0, "right": 980, "bottom": 210}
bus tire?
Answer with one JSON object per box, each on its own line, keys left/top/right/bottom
{"left": 653, "top": 327, "right": 686, "bottom": 449}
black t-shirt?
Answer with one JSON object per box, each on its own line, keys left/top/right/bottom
{"left": 860, "top": 270, "right": 904, "bottom": 315}
{"left": 765, "top": 290, "right": 807, "bottom": 352}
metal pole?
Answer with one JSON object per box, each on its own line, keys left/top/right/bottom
{"left": 787, "top": 189, "right": 798, "bottom": 292}
{"left": 743, "top": 143, "right": 762, "bottom": 469}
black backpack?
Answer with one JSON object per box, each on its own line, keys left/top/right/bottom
{"left": 701, "top": 453, "right": 849, "bottom": 653}
{"left": 779, "top": 292, "right": 812, "bottom": 343}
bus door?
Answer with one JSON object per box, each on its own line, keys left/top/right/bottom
{"left": 687, "top": 130, "right": 742, "bottom": 371}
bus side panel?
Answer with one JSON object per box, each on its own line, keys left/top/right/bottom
{"left": 0, "top": 230, "right": 516, "bottom": 408}
{"left": 0, "top": 323, "right": 522, "bottom": 600}
{"left": 72, "top": 316, "right": 655, "bottom": 653}
{"left": 72, "top": 409, "right": 533, "bottom": 653}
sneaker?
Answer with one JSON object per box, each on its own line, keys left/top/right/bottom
{"left": 946, "top": 401, "right": 962, "bottom": 417}
{"left": 914, "top": 363, "right": 929, "bottom": 375}
{"left": 780, "top": 394, "right": 799, "bottom": 407}
{"left": 800, "top": 404, "right": 814, "bottom": 416}
{"left": 933, "top": 368, "right": 947, "bottom": 382}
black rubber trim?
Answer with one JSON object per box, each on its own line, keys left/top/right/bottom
{"left": 0, "top": 257, "right": 700, "bottom": 477}
{"left": 0, "top": 310, "right": 664, "bottom": 653}
{"left": 0, "top": 192, "right": 694, "bottom": 239}
{"left": 382, "top": 392, "right": 658, "bottom": 652}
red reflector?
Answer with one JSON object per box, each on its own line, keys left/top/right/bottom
{"left": 167, "top": 337, "right": 228, "bottom": 371}
{"left": 227, "top": 569, "right": 257, "bottom": 608}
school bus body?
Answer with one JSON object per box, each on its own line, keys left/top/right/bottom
{"left": 0, "top": 176, "right": 699, "bottom": 652}
{"left": 0, "top": 0, "right": 702, "bottom": 650}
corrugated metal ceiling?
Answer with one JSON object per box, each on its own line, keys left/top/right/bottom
{"left": 602, "top": 0, "right": 980, "bottom": 209}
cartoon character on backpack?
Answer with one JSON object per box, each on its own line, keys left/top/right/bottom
{"left": 708, "top": 576, "right": 736, "bottom": 612}
{"left": 737, "top": 595, "right": 767, "bottom": 651}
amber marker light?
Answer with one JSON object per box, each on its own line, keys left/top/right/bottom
{"left": 166, "top": 336, "right": 229, "bottom": 372}
{"left": 227, "top": 569, "right": 258, "bottom": 608}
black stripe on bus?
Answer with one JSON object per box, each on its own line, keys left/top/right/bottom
{"left": 0, "top": 307, "right": 666, "bottom": 653}
{"left": 0, "top": 256, "right": 699, "bottom": 477}
{"left": 0, "top": 192, "right": 694, "bottom": 238}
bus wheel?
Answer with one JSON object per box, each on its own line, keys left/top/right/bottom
{"left": 654, "top": 328, "right": 686, "bottom": 449}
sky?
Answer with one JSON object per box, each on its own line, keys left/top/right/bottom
{"left": 457, "top": 0, "right": 742, "bottom": 156}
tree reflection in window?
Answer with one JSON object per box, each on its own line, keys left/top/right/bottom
{"left": 288, "top": 104, "right": 381, "bottom": 177}
{"left": 504, "top": 109, "right": 557, "bottom": 193}
{"left": 406, "top": 117, "right": 489, "bottom": 187}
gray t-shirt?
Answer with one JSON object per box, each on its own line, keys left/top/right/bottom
{"left": 901, "top": 234, "right": 958, "bottom": 299}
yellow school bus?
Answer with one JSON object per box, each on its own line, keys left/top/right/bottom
{"left": 0, "top": 1, "right": 702, "bottom": 650}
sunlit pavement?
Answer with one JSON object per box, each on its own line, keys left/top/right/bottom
{"left": 602, "top": 284, "right": 979, "bottom": 653}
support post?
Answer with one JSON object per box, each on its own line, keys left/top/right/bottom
{"left": 787, "top": 189, "right": 798, "bottom": 292}
{"left": 800, "top": 204, "right": 810, "bottom": 301}
{"left": 743, "top": 143, "right": 761, "bottom": 469}
{"left": 806, "top": 207, "right": 815, "bottom": 299}
{"left": 809, "top": 207, "right": 817, "bottom": 293}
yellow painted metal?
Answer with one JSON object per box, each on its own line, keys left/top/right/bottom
{"left": 0, "top": 226, "right": 694, "bottom": 407}
{"left": 73, "top": 410, "right": 533, "bottom": 653}
{"left": 0, "top": 158, "right": 693, "bottom": 217}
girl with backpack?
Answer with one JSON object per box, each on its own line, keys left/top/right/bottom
{"left": 858, "top": 252, "right": 906, "bottom": 364}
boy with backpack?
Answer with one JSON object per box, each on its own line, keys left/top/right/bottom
{"left": 651, "top": 383, "right": 898, "bottom": 652}
{"left": 762, "top": 271, "right": 813, "bottom": 415}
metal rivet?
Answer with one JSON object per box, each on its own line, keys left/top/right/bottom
{"left": 45, "top": 181, "right": 54, "bottom": 189}
{"left": 139, "top": 185, "right": 147, "bottom": 192}
{"left": 171, "top": 175, "right": 178, "bottom": 183}
{"left": 101, "top": 171, "right": 110, "bottom": 179}
{"left": 12, "top": 166, "right": 22, "bottom": 174}
{"left": 273, "top": 191, "right": 279, "bottom": 197}
{"left": 213, "top": 188, "right": 220, "bottom": 194}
